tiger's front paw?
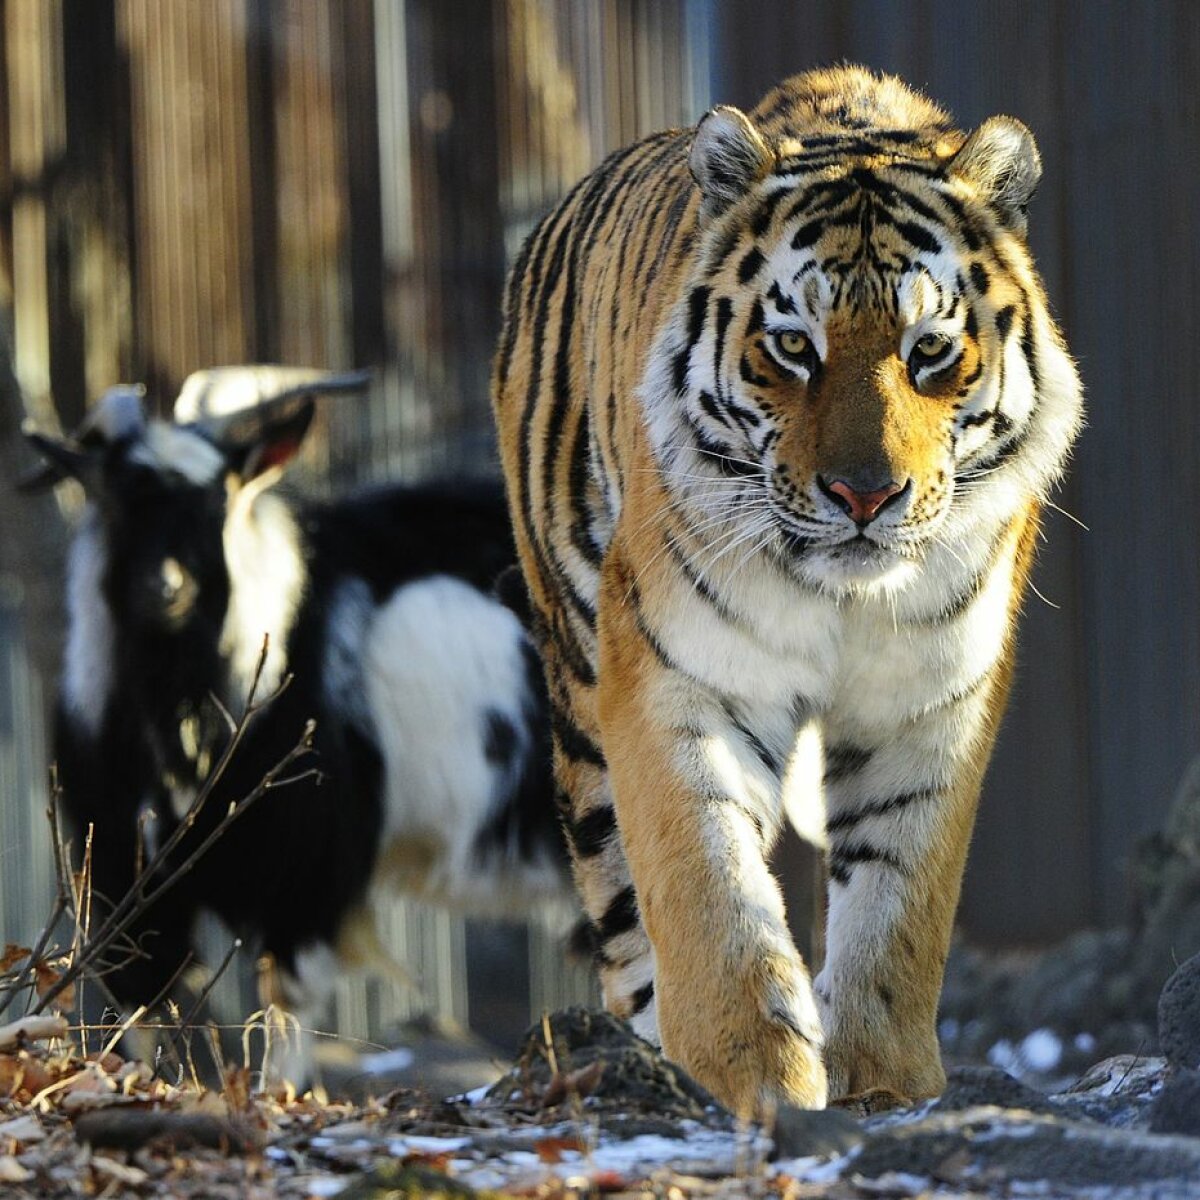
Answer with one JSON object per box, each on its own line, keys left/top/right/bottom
{"left": 823, "top": 1029, "right": 945, "bottom": 1104}
{"left": 658, "top": 952, "right": 828, "bottom": 1117}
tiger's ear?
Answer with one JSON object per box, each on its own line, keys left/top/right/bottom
{"left": 690, "top": 106, "right": 773, "bottom": 221}
{"left": 949, "top": 116, "right": 1042, "bottom": 236}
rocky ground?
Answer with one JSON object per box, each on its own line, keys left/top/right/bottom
{"left": 3, "top": 969, "right": 1200, "bottom": 1200}
{"left": 6, "top": 762, "right": 1200, "bottom": 1197}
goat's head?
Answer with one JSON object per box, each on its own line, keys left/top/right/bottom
{"left": 22, "top": 367, "right": 368, "bottom": 648}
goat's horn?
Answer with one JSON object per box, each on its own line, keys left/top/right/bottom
{"left": 175, "top": 365, "right": 371, "bottom": 433}
{"left": 85, "top": 384, "right": 148, "bottom": 442}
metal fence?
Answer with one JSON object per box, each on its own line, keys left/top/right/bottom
{"left": 1, "top": 0, "right": 1198, "bottom": 1046}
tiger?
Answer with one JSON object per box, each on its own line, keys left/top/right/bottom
{"left": 491, "top": 65, "right": 1083, "bottom": 1116}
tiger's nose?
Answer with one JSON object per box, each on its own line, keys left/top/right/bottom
{"left": 819, "top": 476, "right": 909, "bottom": 525}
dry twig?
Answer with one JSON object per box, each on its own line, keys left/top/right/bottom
{"left": 32, "top": 638, "right": 318, "bottom": 1017}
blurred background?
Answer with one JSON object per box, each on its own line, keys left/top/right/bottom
{"left": 0, "top": 0, "right": 1196, "bottom": 1054}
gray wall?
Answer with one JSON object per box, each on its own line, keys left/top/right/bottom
{"left": 716, "top": 0, "right": 1200, "bottom": 939}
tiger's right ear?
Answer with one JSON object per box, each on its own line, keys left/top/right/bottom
{"left": 948, "top": 116, "right": 1042, "bottom": 236}
{"left": 690, "top": 106, "right": 773, "bottom": 221}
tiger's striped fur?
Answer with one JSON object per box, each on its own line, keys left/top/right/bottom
{"left": 492, "top": 66, "right": 1083, "bottom": 1115}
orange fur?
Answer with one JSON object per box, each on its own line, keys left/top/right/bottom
{"left": 493, "top": 66, "right": 1082, "bottom": 1115}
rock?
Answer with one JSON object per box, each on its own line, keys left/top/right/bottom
{"left": 484, "top": 1007, "right": 728, "bottom": 1127}
{"left": 1159, "top": 952, "right": 1200, "bottom": 1070}
{"left": 1066, "top": 1054, "right": 1168, "bottom": 1100}
{"left": 72, "top": 1109, "right": 259, "bottom": 1154}
{"left": 336, "top": 1162, "right": 493, "bottom": 1199}
{"left": 1150, "top": 1068, "right": 1200, "bottom": 1136}
{"left": 933, "top": 1065, "right": 1057, "bottom": 1115}
{"left": 853, "top": 1106, "right": 1200, "bottom": 1196}
{"left": 1124, "top": 758, "right": 1200, "bottom": 1015}
{"left": 1057, "top": 1055, "right": 1169, "bottom": 1129}
{"left": 770, "top": 1104, "right": 863, "bottom": 1159}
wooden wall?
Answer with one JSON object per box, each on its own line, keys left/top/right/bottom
{"left": 1, "top": 0, "right": 1196, "bottom": 995}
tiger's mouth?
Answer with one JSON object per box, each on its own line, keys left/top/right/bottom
{"left": 791, "top": 536, "right": 920, "bottom": 592}
{"left": 768, "top": 506, "right": 923, "bottom": 590}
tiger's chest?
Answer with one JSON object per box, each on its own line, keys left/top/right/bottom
{"left": 642, "top": 518, "right": 1017, "bottom": 741}
{"left": 630, "top": 526, "right": 1017, "bottom": 845}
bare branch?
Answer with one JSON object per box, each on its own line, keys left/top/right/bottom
{"left": 160, "top": 936, "right": 243, "bottom": 1081}
{"left": 32, "top": 660, "right": 317, "bottom": 1016}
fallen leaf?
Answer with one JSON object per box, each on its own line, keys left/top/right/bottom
{"left": 222, "top": 1066, "right": 253, "bottom": 1113}
{"left": 0, "top": 944, "right": 31, "bottom": 972}
{"left": 534, "top": 1134, "right": 587, "bottom": 1163}
{"left": 85, "top": 1051, "right": 125, "bottom": 1074}
{"left": 590, "top": 1169, "right": 629, "bottom": 1193}
{"left": 33, "top": 961, "right": 76, "bottom": 1012}
{"left": 90, "top": 1155, "right": 150, "bottom": 1186}
{"left": 400, "top": 1148, "right": 452, "bottom": 1171}
{"left": 0, "top": 1155, "right": 32, "bottom": 1183}
{"left": 14, "top": 1054, "right": 56, "bottom": 1098}
{"left": 0, "top": 1056, "right": 21, "bottom": 1097}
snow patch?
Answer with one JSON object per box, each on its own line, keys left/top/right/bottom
{"left": 852, "top": 1171, "right": 936, "bottom": 1196}
{"left": 988, "top": 1028, "right": 1062, "bottom": 1076}
{"left": 358, "top": 1047, "right": 416, "bottom": 1075}
{"left": 385, "top": 1122, "right": 771, "bottom": 1190}
{"left": 304, "top": 1178, "right": 348, "bottom": 1198}
{"left": 774, "top": 1148, "right": 857, "bottom": 1184}
{"left": 1020, "top": 1029, "right": 1063, "bottom": 1073}
{"left": 385, "top": 1134, "right": 472, "bottom": 1155}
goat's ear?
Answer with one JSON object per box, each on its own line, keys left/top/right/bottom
{"left": 224, "top": 396, "right": 316, "bottom": 485}
{"left": 17, "top": 427, "right": 102, "bottom": 493}
{"left": 17, "top": 384, "right": 146, "bottom": 493}
{"left": 948, "top": 116, "right": 1042, "bottom": 235}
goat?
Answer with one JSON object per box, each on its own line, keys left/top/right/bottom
{"left": 22, "top": 368, "right": 568, "bottom": 1028}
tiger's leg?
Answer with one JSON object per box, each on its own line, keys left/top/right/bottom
{"left": 817, "top": 675, "right": 1007, "bottom": 1102}
{"left": 542, "top": 640, "right": 658, "bottom": 1040}
{"left": 596, "top": 557, "right": 827, "bottom": 1116}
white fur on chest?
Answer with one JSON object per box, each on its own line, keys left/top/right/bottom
{"left": 651, "top": 518, "right": 1017, "bottom": 851}
{"left": 220, "top": 491, "right": 306, "bottom": 704}
{"left": 830, "top": 551, "right": 1014, "bottom": 732}
{"left": 656, "top": 517, "right": 1013, "bottom": 722}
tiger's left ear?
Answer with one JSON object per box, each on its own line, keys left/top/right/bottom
{"left": 948, "top": 116, "right": 1042, "bottom": 236}
{"left": 690, "top": 106, "right": 773, "bottom": 221}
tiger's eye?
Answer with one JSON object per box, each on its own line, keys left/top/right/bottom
{"left": 913, "top": 333, "right": 949, "bottom": 359}
{"left": 777, "top": 330, "right": 811, "bottom": 359}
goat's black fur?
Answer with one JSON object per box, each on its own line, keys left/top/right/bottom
{"left": 29, "top": 381, "right": 566, "bottom": 1013}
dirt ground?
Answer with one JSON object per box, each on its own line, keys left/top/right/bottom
{"left": 3, "top": 999, "right": 1199, "bottom": 1200}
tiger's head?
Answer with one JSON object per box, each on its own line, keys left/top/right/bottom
{"left": 647, "top": 68, "right": 1082, "bottom": 595}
